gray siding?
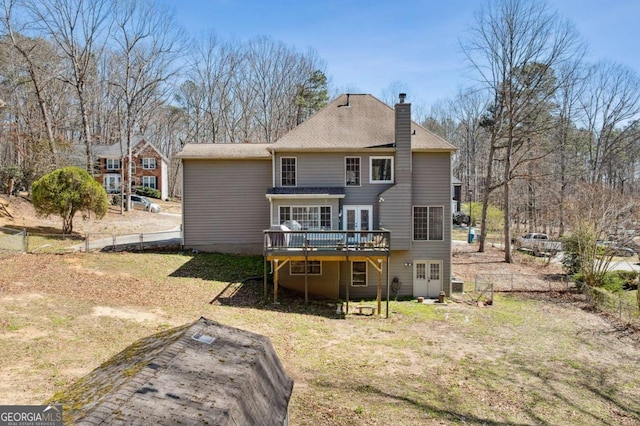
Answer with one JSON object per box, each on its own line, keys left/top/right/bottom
{"left": 338, "top": 261, "right": 388, "bottom": 300}
{"left": 274, "top": 152, "right": 393, "bottom": 229}
{"left": 408, "top": 152, "right": 453, "bottom": 295}
{"left": 278, "top": 261, "right": 340, "bottom": 298}
{"left": 378, "top": 183, "right": 412, "bottom": 249}
{"left": 182, "top": 159, "right": 271, "bottom": 254}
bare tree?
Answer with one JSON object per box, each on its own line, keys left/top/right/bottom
{"left": 243, "top": 37, "right": 325, "bottom": 143}
{"left": 379, "top": 81, "right": 410, "bottom": 107}
{"left": 461, "top": 0, "right": 584, "bottom": 261}
{"left": 23, "top": 0, "right": 110, "bottom": 171}
{"left": 1, "top": 0, "right": 60, "bottom": 166}
{"left": 548, "top": 61, "right": 586, "bottom": 236}
{"left": 563, "top": 182, "right": 637, "bottom": 286}
{"left": 108, "top": 0, "right": 184, "bottom": 211}
{"left": 577, "top": 61, "right": 640, "bottom": 185}
{"left": 176, "top": 34, "right": 239, "bottom": 144}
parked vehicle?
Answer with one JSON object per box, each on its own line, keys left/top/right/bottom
{"left": 112, "top": 194, "right": 161, "bottom": 213}
{"left": 453, "top": 211, "right": 470, "bottom": 225}
{"left": 517, "top": 233, "right": 562, "bottom": 256}
{"left": 130, "top": 195, "right": 161, "bottom": 213}
{"left": 596, "top": 240, "right": 635, "bottom": 257}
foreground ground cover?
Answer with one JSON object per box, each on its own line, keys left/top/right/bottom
{"left": 0, "top": 250, "right": 638, "bottom": 425}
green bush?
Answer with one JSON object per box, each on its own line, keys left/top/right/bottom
{"left": 573, "top": 270, "right": 632, "bottom": 293}
{"left": 600, "top": 272, "right": 625, "bottom": 293}
{"left": 618, "top": 270, "right": 639, "bottom": 290}
{"left": 135, "top": 186, "right": 161, "bottom": 199}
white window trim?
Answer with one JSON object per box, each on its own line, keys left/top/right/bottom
{"left": 290, "top": 261, "right": 322, "bottom": 275}
{"left": 278, "top": 205, "right": 332, "bottom": 230}
{"left": 344, "top": 156, "right": 361, "bottom": 187}
{"left": 280, "top": 156, "right": 297, "bottom": 187}
{"left": 342, "top": 205, "right": 372, "bottom": 232}
{"left": 351, "top": 261, "right": 368, "bottom": 287}
{"left": 142, "top": 157, "right": 156, "bottom": 170}
{"left": 142, "top": 176, "right": 157, "bottom": 189}
{"left": 106, "top": 158, "right": 120, "bottom": 170}
{"left": 412, "top": 205, "right": 445, "bottom": 241}
{"left": 369, "top": 156, "right": 394, "bottom": 184}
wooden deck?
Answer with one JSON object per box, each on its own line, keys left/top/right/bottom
{"left": 263, "top": 229, "right": 391, "bottom": 313}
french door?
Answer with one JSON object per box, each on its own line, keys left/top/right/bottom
{"left": 413, "top": 261, "right": 442, "bottom": 298}
{"left": 343, "top": 205, "right": 372, "bottom": 244}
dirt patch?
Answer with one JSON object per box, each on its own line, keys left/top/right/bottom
{"left": 452, "top": 242, "right": 565, "bottom": 282}
{"left": 91, "top": 306, "right": 162, "bottom": 322}
{"left": 0, "top": 194, "right": 181, "bottom": 235}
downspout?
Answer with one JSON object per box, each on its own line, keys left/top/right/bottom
{"left": 270, "top": 147, "right": 276, "bottom": 225}
{"left": 180, "top": 158, "right": 185, "bottom": 249}
{"left": 271, "top": 148, "right": 276, "bottom": 188}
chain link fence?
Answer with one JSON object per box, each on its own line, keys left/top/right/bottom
{"left": 475, "top": 273, "right": 574, "bottom": 293}
{"left": 0, "top": 226, "right": 26, "bottom": 252}
{"left": 471, "top": 273, "right": 639, "bottom": 327}
{"left": 0, "top": 228, "right": 181, "bottom": 254}
{"left": 579, "top": 283, "right": 639, "bottom": 327}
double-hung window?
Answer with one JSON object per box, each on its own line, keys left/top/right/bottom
{"left": 106, "top": 159, "right": 120, "bottom": 170}
{"left": 281, "top": 157, "right": 296, "bottom": 186}
{"left": 345, "top": 157, "right": 360, "bottom": 186}
{"left": 290, "top": 261, "right": 322, "bottom": 275}
{"left": 142, "top": 158, "right": 156, "bottom": 169}
{"left": 370, "top": 156, "right": 393, "bottom": 183}
{"left": 279, "top": 206, "right": 331, "bottom": 230}
{"left": 351, "top": 261, "right": 367, "bottom": 286}
{"left": 413, "top": 206, "right": 444, "bottom": 241}
{"left": 142, "top": 176, "right": 157, "bottom": 189}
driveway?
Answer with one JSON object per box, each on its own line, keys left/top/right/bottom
{"left": 70, "top": 211, "right": 182, "bottom": 252}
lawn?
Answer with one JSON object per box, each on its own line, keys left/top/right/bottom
{"left": 0, "top": 251, "right": 639, "bottom": 425}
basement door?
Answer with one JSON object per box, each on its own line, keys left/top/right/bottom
{"left": 413, "top": 261, "right": 442, "bottom": 298}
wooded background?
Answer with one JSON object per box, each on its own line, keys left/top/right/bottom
{"left": 1, "top": 0, "right": 638, "bottom": 250}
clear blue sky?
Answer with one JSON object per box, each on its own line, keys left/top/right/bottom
{"left": 166, "top": 0, "right": 639, "bottom": 111}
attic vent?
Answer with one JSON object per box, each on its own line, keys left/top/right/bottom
{"left": 192, "top": 332, "right": 215, "bottom": 345}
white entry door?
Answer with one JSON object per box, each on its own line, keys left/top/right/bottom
{"left": 343, "top": 206, "right": 372, "bottom": 244}
{"left": 413, "top": 261, "right": 442, "bottom": 298}
{"left": 103, "top": 174, "right": 121, "bottom": 194}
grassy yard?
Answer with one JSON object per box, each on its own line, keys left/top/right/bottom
{"left": 0, "top": 251, "right": 639, "bottom": 425}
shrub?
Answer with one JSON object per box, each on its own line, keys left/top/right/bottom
{"left": 600, "top": 272, "right": 625, "bottom": 293}
{"left": 31, "top": 166, "right": 108, "bottom": 234}
{"left": 575, "top": 270, "right": 632, "bottom": 293}
{"left": 135, "top": 186, "right": 161, "bottom": 199}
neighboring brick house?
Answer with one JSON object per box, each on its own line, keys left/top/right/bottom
{"left": 93, "top": 136, "right": 169, "bottom": 200}
{"left": 177, "top": 93, "right": 457, "bottom": 305}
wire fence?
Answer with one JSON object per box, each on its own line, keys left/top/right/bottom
{"left": 0, "top": 226, "right": 26, "bottom": 252}
{"left": 472, "top": 273, "right": 639, "bottom": 327}
{"left": 475, "top": 273, "right": 574, "bottom": 293}
{"left": 579, "top": 283, "right": 640, "bottom": 327}
{"left": 0, "top": 227, "right": 181, "bottom": 254}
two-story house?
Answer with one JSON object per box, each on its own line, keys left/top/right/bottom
{"left": 177, "top": 94, "right": 456, "bottom": 303}
{"left": 93, "top": 136, "right": 169, "bottom": 200}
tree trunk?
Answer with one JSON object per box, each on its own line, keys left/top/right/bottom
{"left": 478, "top": 144, "right": 496, "bottom": 253}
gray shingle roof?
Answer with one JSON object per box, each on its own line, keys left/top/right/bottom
{"left": 176, "top": 93, "right": 456, "bottom": 159}
{"left": 267, "top": 187, "right": 346, "bottom": 196}
{"left": 176, "top": 143, "right": 272, "bottom": 159}
{"left": 55, "top": 317, "right": 293, "bottom": 425}
{"left": 92, "top": 136, "right": 168, "bottom": 163}
{"left": 272, "top": 93, "right": 456, "bottom": 152}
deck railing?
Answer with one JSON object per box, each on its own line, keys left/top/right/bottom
{"left": 264, "top": 229, "right": 390, "bottom": 252}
